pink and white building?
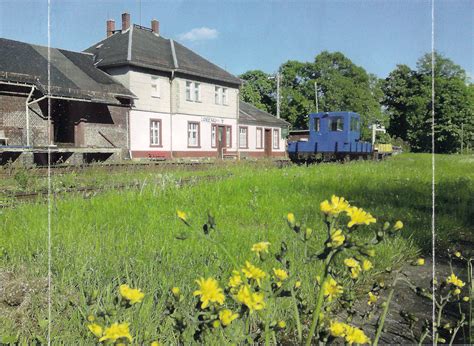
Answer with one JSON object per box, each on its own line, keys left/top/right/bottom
{"left": 86, "top": 13, "right": 289, "bottom": 159}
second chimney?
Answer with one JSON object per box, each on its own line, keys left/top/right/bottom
{"left": 151, "top": 19, "right": 160, "bottom": 35}
{"left": 106, "top": 19, "right": 115, "bottom": 37}
{"left": 122, "top": 12, "right": 130, "bottom": 31}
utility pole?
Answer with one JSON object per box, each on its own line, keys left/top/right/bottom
{"left": 314, "top": 81, "right": 319, "bottom": 113}
{"left": 461, "top": 123, "right": 464, "bottom": 154}
{"left": 276, "top": 73, "right": 280, "bottom": 118}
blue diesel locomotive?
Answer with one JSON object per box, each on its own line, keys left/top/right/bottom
{"left": 288, "top": 112, "right": 373, "bottom": 163}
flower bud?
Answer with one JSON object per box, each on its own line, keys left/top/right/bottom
{"left": 393, "top": 220, "right": 403, "bottom": 231}
{"left": 287, "top": 213, "right": 296, "bottom": 227}
{"left": 171, "top": 287, "right": 180, "bottom": 298}
{"left": 383, "top": 222, "right": 390, "bottom": 231}
{"left": 463, "top": 296, "right": 469, "bottom": 302}
{"left": 454, "top": 251, "right": 461, "bottom": 258}
{"left": 277, "top": 320, "right": 286, "bottom": 329}
{"left": 304, "top": 227, "right": 313, "bottom": 241}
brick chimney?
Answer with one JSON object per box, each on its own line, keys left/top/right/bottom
{"left": 151, "top": 19, "right": 160, "bottom": 35}
{"left": 106, "top": 19, "right": 115, "bottom": 37}
{"left": 122, "top": 12, "right": 130, "bottom": 31}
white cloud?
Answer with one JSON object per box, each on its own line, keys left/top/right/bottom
{"left": 178, "top": 27, "right": 219, "bottom": 42}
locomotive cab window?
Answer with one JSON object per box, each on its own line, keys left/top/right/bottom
{"left": 350, "top": 117, "right": 359, "bottom": 131}
{"left": 314, "top": 118, "right": 321, "bottom": 132}
{"left": 329, "top": 117, "right": 344, "bottom": 131}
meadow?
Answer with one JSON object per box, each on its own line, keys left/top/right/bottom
{"left": 0, "top": 154, "right": 472, "bottom": 344}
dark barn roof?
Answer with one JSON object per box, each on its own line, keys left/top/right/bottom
{"left": 0, "top": 38, "right": 135, "bottom": 104}
{"left": 85, "top": 25, "right": 241, "bottom": 86}
{"left": 239, "top": 101, "right": 290, "bottom": 128}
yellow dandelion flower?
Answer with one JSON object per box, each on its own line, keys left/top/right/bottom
{"left": 193, "top": 277, "right": 225, "bottom": 309}
{"left": 242, "top": 261, "right": 266, "bottom": 286}
{"left": 219, "top": 309, "right": 239, "bottom": 326}
{"left": 176, "top": 210, "right": 187, "bottom": 222}
{"left": 344, "top": 258, "right": 360, "bottom": 268}
{"left": 446, "top": 273, "right": 465, "bottom": 288}
{"left": 228, "top": 270, "right": 243, "bottom": 289}
{"left": 171, "top": 287, "right": 180, "bottom": 297}
{"left": 287, "top": 213, "right": 296, "bottom": 226}
{"left": 453, "top": 288, "right": 461, "bottom": 295}
{"left": 150, "top": 341, "right": 160, "bottom": 346}
{"left": 251, "top": 241, "right": 271, "bottom": 254}
{"left": 119, "top": 284, "right": 145, "bottom": 304}
{"left": 329, "top": 320, "right": 348, "bottom": 338}
{"left": 463, "top": 296, "right": 469, "bottom": 302}
{"left": 345, "top": 325, "right": 370, "bottom": 345}
{"left": 346, "top": 207, "right": 376, "bottom": 228}
{"left": 416, "top": 258, "right": 425, "bottom": 266}
{"left": 212, "top": 320, "right": 221, "bottom": 328}
{"left": 99, "top": 322, "right": 132, "bottom": 343}
{"left": 322, "top": 277, "right": 343, "bottom": 302}
{"left": 273, "top": 268, "right": 289, "bottom": 282}
{"left": 367, "top": 292, "right": 378, "bottom": 305}
{"left": 328, "top": 229, "right": 345, "bottom": 248}
{"left": 393, "top": 220, "right": 404, "bottom": 231}
{"left": 294, "top": 280, "right": 302, "bottom": 289}
{"left": 362, "top": 259, "right": 373, "bottom": 271}
{"left": 278, "top": 320, "right": 287, "bottom": 329}
{"left": 320, "top": 195, "right": 350, "bottom": 216}
{"left": 454, "top": 251, "right": 461, "bottom": 258}
{"left": 87, "top": 323, "right": 103, "bottom": 338}
{"left": 236, "top": 285, "right": 265, "bottom": 313}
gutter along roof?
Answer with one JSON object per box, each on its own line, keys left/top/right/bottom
{"left": 0, "top": 38, "right": 135, "bottom": 105}
{"left": 85, "top": 25, "right": 241, "bottom": 86}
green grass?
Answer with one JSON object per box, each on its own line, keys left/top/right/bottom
{"left": 0, "top": 154, "right": 472, "bottom": 343}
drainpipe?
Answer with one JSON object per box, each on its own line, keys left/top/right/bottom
{"left": 25, "top": 86, "right": 35, "bottom": 147}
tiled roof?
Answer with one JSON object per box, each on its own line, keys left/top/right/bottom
{"left": 0, "top": 37, "right": 135, "bottom": 104}
{"left": 85, "top": 26, "right": 241, "bottom": 86}
{"left": 239, "top": 101, "right": 290, "bottom": 127}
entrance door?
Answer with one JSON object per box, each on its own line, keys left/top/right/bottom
{"left": 217, "top": 125, "right": 226, "bottom": 159}
{"left": 264, "top": 129, "right": 272, "bottom": 157}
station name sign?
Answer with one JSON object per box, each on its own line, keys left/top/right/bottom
{"left": 201, "top": 117, "right": 225, "bottom": 124}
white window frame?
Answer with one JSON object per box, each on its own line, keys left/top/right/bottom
{"left": 150, "top": 119, "right": 162, "bottom": 146}
{"left": 186, "top": 81, "right": 192, "bottom": 101}
{"left": 194, "top": 82, "right": 201, "bottom": 102}
{"left": 211, "top": 125, "right": 217, "bottom": 148}
{"left": 226, "top": 126, "right": 232, "bottom": 148}
{"left": 273, "top": 129, "right": 280, "bottom": 149}
{"left": 256, "top": 127, "right": 263, "bottom": 149}
{"left": 215, "top": 86, "right": 221, "bottom": 104}
{"left": 151, "top": 76, "right": 160, "bottom": 98}
{"left": 239, "top": 127, "right": 248, "bottom": 149}
{"left": 222, "top": 88, "right": 228, "bottom": 105}
{"left": 187, "top": 122, "right": 200, "bottom": 147}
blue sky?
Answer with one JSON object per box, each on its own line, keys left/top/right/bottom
{"left": 0, "top": 0, "right": 472, "bottom": 79}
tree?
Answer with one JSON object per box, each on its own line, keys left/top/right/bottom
{"left": 239, "top": 70, "right": 276, "bottom": 114}
{"left": 383, "top": 52, "right": 473, "bottom": 153}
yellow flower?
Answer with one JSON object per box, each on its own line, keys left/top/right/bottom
{"left": 344, "top": 258, "right": 360, "bottom": 268}
{"left": 367, "top": 292, "right": 378, "bottom": 305}
{"left": 323, "top": 277, "right": 343, "bottom": 302}
{"left": 393, "top": 220, "right": 403, "bottom": 231}
{"left": 176, "top": 210, "right": 187, "bottom": 222}
{"left": 463, "top": 296, "right": 470, "bottom": 302}
{"left": 242, "top": 261, "right": 266, "bottom": 286}
{"left": 151, "top": 342, "right": 160, "bottom": 346}
{"left": 171, "top": 287, "right": 180, "bottom": 297}
{"left": 119, "top": 284, "right": 145, "bottom": 304}
{"left": 99, "top": 322, "right": 132, "bottom": 343}
{"left": 228, "top": 270, "right": 243, "bottom": 289}
{"left": 287, "top": 213, "right": 296, "bottom": 226}
{"left": 87, "top": 323, "right": 103, "bottom": 338}
{"left": 193, "top": 277, "right": 225, "bottom": 309}
{"left": 345, "top": 325, "right": 370, "bottom": 345}
{"left": 346, "top": 207, "right": 376, "bottom": 228}
{"left": 328, "top": 229, "right": 345, "bottom": 248}
{"left": 416, "top": 258, "right": 425, "bottom": 266}
{"left": 329, "top": 320, "right": 348, "bottom": 337}
{"left": 320, "top": 195, "right": 350, "bottom": 215}
{"left": 278, "top": 320, "right": 286, "bottom": 329}
{"left": 453, "top": 288, "right": 461, "bottom": 295}
{"left": 294, "top": 280, "right": 302, "bottom": 289}
{"left": 219, "top": 309, "right": 239, "bottom": 326}
{"left": 212, "top": 320, "right": 221, "bottom": 328}
{"left": 236, "top": 285, "right": 265, "bottom": 313}
{"left": 454, "top": 251, "right": 461, "bottom": 258}
{"left": 446, "top": 273, "right": 465, "bottom": 288}
{"left": 273, "top": 268, "right": 289, "bottom": 282}
{"left": 362, "top": 259, "right": 373, "bottom": 271}
{"left": 251, "top": 241, "right": 271, "bottom": 254}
